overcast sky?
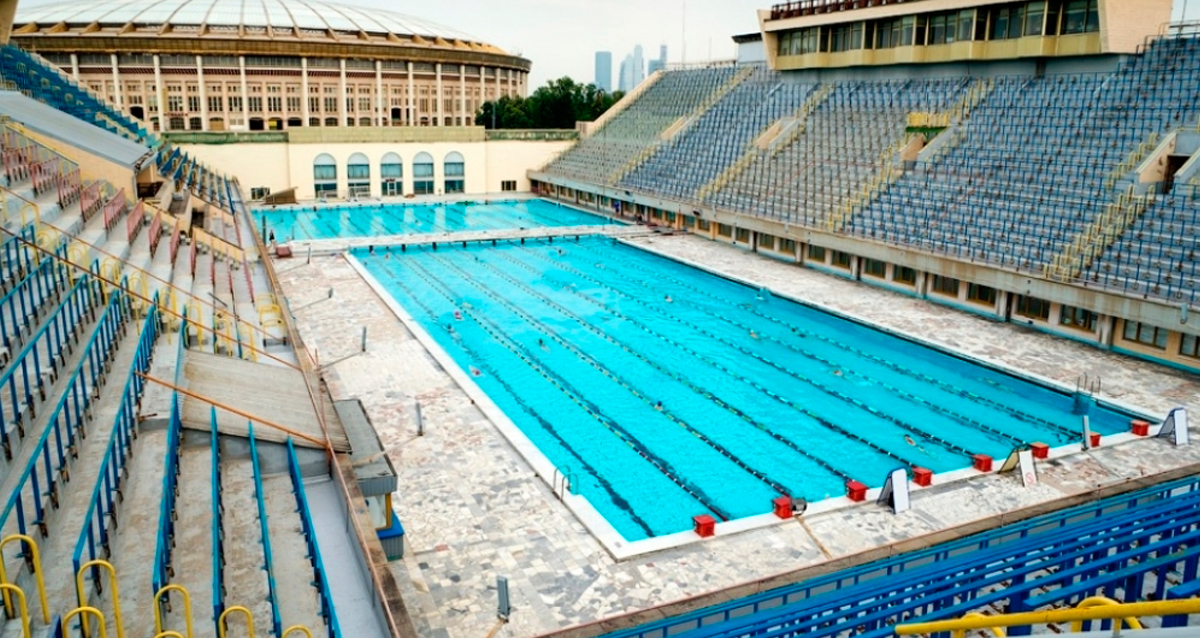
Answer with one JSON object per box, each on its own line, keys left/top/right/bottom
{"left": 17, "top": 0, "right": 1200, "bottom": 88}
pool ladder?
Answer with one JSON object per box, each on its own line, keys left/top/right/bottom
{"left": 551, "top": 467, "right": 575, "bottom": 501}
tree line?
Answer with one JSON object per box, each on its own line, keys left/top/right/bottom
{"left": 477, "top": 77, "right": 625, "bottom": 129}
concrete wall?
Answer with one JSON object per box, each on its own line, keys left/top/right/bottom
{"left": 180, "top": 139, "right": 572, "bottom": 200}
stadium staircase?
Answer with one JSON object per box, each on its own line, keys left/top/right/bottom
{"left": 0, "top": 46, "right": 344, "bottom": 638}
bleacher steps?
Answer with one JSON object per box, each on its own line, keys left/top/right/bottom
{"left": 695, "top": 84, "right": 833, "bottom": 202}
{"left": 218, "top": 455, "right": 275, "bottom": 636}
{"left": 90, "top": 426, "right": 168, "bottom": 638}
{"left": 577, "top": 70, "right": 664, "bottom": 140}
{"left": 22, "top": 323, "right": 144, "bottom": 621}
{"left": 262, "top": 473, "right": 327, "bottom": 634}
{"left": 607, "top": 66, "right": 755, "bottom": 185}
{"left": 160, "top": 441, "right": 217, "bottom": 638}
{"left": 1045, "top": 186, "right": 1149, "bottom": 281}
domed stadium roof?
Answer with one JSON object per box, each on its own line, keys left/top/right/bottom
{"left": 14, "top": 0, "right": 510, "bottom": 54}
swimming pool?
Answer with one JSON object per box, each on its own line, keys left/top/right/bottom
{"left": 358, "top": 237, "right": 1136, "bottom": 541}
{"left": 253, "top": 199, "right": 608, "bottom": 241}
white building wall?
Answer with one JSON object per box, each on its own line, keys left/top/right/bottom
{"left": 179, "top": 139, "right": 573, "bottom": 200}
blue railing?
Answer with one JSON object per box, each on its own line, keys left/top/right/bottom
{"left": 0, "top": 271, "right": 99, "bottom": 462}
{"left": 247, "top": 423, "right": 283, "bottom": 637}
{"left": 603, "top": 474, "right": 1200, "bottom": 638}
{"left": 150, "top": 393, "right": 183, "bottom": 598}
{"left": 0, "top": 247, "right": 67, "bottom": 354}
{"left": 211, "top": 405, "right": 225, "bottom": 625}
{"left": 0, "top": 279, "right": 125, "bottom": 543}
{"left": 152, "top": 305, "right": 190, "bottom": 600}
{"left": 72, "top": 298, "right": 159, "bottom": 594}
{"left": 286, "top": 439, "right": 342, "bottom": 638}
{"left": 0, "top": 226, "right": 42, "bottom": 296}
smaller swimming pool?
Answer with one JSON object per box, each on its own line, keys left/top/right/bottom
{"left": 253, "top": 199, "right": 609, "bottom": 241}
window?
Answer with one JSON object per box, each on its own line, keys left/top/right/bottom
{"left": 863, "top": 259, "right": 887, "bottom": 278}
{"left": 310, "top": 97, "right": 320, "bottom": 112}
{"left": 1062, "top": 0, "right": 1099, "bottom": 35}
{"left": 1015, "top": 295, "right": 1050, "bottom": 320}
{"left": 759, "top": 234, "right": 776, "bottom": 251}
{"left": 1181, "top": 334, "right": 1200, "bottom": 359}
{"left": 807, "top": 245, "right": 826, "bottom": 262}
{"left": 287, "top": 97, "right": 300, "bottom": 111}
{"left": 443, "top": 151, "right": 465, "bottom": 193}
{"left": 717, "top": 224, "right": 733, "bottom": 238}
{"left": 188, "top": 117, "right": 202, "bottom": 131}
{"left": 696, "top": 219, "right": 711, "bottom": 232}
{"left": 313, "top": 153, "right": 337, "bottom": 197}
{"left": 501, "top": 180, "right": 517, "bottom": 192}
{"left": 187, "top": 96, "right": 201, "bottom": 111}
{"left": 324, "top": 97, "right": 337, "bottom": 113}
{"left": 413, "top": 152, "right": 435, "bottom": 195}
{"left": 1123, "top": 321, "right": 1168, "bottom": 350}
{"left": 780, "top": 239, "right": 796, "bottom": 255}
{"left": 248, "top": 97, "right": 262, "bottom": 112}
{"left": 208, "top": 96, "right": 223, "bottom": 112}
{"left": 267, "top": 96, "right": 282, "bottom": 112}
{"left": 1060, "top": 305, "right": 1097, "bottom": 332}
{"left": 347, "top": 153, "right": 370, "bottom": 197}
{"left": 229, "top": 96, "right": 242, "bottom": 111}
{"left": 1025, "top": 1, "right": 1047, "bottom": 36}
{"left": 167, "top": 95, "right": 183, "bottom": 111}
{"left": 967, "top": 283, "right": 997, "bottom": 306}
{"left": 893, "top": 267, "right": 917, "bottom": 285}
{"left": 380, "top": 152, "right": 403, "bottom": 178}
{"left": 735, "top": 228, "right": 751, "bottom": 243}
{"left": 930, "top": 275, "right": 960, "bottom": 296}
{"left": 831, "top": 251, "right": 852, "bottom": 269}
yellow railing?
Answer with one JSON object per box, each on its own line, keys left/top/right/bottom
{"left": 825, "top": 134, "right": 911, "bottom": 232}
{"left": 76, "top": 560, "right": 126, "bottom": 638}
{"left": 0, "top": 534, "right": 51, "bottom": 624}
{"left": 0, "top": 186, "right": 41, "bottom": 228}
{"left": 1106, "top": 132, "right": 1162, "bottom": 189}
{"left": 895, "top": 597, "right": 1200, "bottom": 636}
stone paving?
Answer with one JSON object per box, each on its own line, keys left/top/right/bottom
{"left": 274, "top": 233, "right": 1200, "bottom": 638}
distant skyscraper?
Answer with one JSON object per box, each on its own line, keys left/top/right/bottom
{"left": 594, "top": 51, "right": 612, "bottom": 92}
{"left": 648, "top": 44, "right": 668, "bottom": 74}
{"left": 618, "top": 54, "right": 634, "bottom": 92}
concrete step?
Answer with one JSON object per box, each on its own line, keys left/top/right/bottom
{"left": 159, "top": 438, "right": 218, "bottom": 638}
{"left": 261, "top": 473, "right": 326, "bottom": 635}
{"left": 218, "top": 454, "right": 274, "bottom": 635}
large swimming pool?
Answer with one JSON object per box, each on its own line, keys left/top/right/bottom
{"left": 358, "top": 237, "right": 1135, "bottom": 541}
{"left": 254, "top": 199, "right": 608, "bottom": 241}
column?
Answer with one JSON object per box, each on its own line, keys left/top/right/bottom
{"left": 406, "top": 61, "right": 415, "bottom": 126}
{"left": 110, "top": 54, "right": 123, "bottom": 109}
{"left": 238, "top": 56, "right": 250, "bottom": 130}
{"left": 458, "top": 66, "right": 466, "bottom": 126}
{"left": 495, "top": 67, "right": 502, "bottom": 100}
{"left": 375, "top": 60, "right": 384, "bottom": 127}
{"left": 301, "top": 57, "right": 310, "bottom": 126}
{"left": 435, "top": 63, "right": 443, "bottom": 126}
{"left": 69, "top": 53, "right": 79, "bottom": 81}
{"left": 480, "top": 68, "right": 487, "bottom": 123}
{"left": 153, "top": 54, "right": 166, "bottom": 131}
{"left": 196, "top": 55, "right": 208, "bottom": 131}
{"left": 338, "top": 58, "right": 347, "bottom": 126}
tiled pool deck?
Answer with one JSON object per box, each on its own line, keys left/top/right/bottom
{"left": 276, "top": 232, "right": 1200, "bottom": 638}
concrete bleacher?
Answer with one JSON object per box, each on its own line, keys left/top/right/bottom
{"left": 0, "top": 45, "right": 367, "bottom": 637}
{"left": 541, "top": 33, "right": 1200, "bottom": 306}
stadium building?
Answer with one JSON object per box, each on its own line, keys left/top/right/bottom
{"left": 1, "top": 0, "right": 1200, "bottom": 637}
{"left": 9, "top": 0, "right": 530, "bottom": 132}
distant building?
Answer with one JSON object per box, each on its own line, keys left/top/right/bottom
{"left": 595, "top": 51, "right": 613, "bottom": 92}
{"left": 618, "top": 54, "right": 633, "bottom": 92}
{"left": 632, "top": 45, "right": 645, "bottom": 86}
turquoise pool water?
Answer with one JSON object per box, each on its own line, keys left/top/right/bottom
{"left": 253, "top": 199, "right": 607, "bottom": 241}
{"left": 358, "top": 237, "right": 1136, "bottom": 541}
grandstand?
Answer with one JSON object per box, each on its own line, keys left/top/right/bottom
{"left": 3, "top": 0, "right": 1200, "bottom": 636}
{"left": 0, "top": 29, "right": 397, "bottom": 638}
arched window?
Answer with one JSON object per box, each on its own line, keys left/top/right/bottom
{"left": 413, "top": 152, "right": 435, "bottom": 195}
{"left": 443, "top": 151, "right": 465, "bottom": 194}
{"left": 381, "top": 152, "right": 403, "bottom": 197}
{"left": 347, "top": 152, "right": 370, "bottom": 198}
{"left": 313, "top": 153, "right": 338, "bottom": 199}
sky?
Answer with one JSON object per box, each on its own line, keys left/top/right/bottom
{"left": 384, "top": 0, "right": 767, "bottom": 87}
{"left": 15, "top": 0, "right": 1200, "bottom": 88}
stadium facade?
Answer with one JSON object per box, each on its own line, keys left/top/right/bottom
{"left": 8, "top": 0, "right": 531, "bottom": 132}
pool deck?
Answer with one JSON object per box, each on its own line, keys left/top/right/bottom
{"left": 275, "top": 232, "right": 1200, "bottom": 638}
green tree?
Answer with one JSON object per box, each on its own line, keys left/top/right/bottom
{"left": 478, "top": 77, "right": 624, "bottom": 129}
